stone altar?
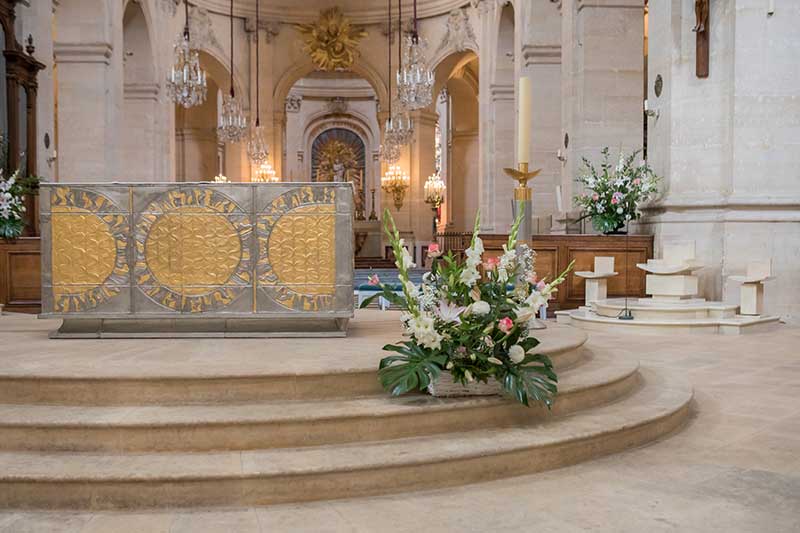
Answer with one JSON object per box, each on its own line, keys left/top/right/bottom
{"left": 39, "top": 183, "right": 354, "bottom": 338}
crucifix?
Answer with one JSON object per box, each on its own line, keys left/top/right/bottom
{"left": 693, "top": 0, "right": 710, "bottom": 78}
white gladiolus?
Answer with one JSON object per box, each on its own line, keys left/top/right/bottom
{"left": 508, "top": 344, "right": 525, "bottom": 364}
{"left": 471, "top": 300, "right": 490, "bottom": 315}
{"left": 464, "top": 370, "right": 474, "bottom": 382}
{"left": 488, "top": 357, "right": 503, "bottom": 365}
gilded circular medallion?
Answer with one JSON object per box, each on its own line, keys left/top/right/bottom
{"left": 145, "top": 206, "right": 242, "bottom": 294}
{"left": 52, "top": 207, "right": 117, "bottom": 286}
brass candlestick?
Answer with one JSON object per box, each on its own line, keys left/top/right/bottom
{"left": 503, "top": 162, "right": 541, "bottom": 243}
{"left": 502, "top": 162, "right": 542, "bottom": 201}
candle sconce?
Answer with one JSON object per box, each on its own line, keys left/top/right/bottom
{"left": 556, "top": 149, "right": 567, "bottom": 164}
{"left": 644, "top": 100, "right": 660, "bottom": 120}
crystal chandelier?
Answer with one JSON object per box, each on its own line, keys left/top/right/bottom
{"left": 217, "top": 0, "right": 247, "bottom": 143}
{"left": 252, "top": 161, "right": 279, "bottom": 182}
{"left": 167, "top": 1, "right": 207, "bottom": 108}
{"left": 382, "top": 0, "right": 411, "bottom": 162}
{"left": 247, "top": 0, "right": 269, "bottom": 165}
{"left": 381, "top": 164, "right": 410, "bottom": 211}
{"left": 380, "top": 140, "right": 401, "bottom": 164}
{"left": 397, "top": 0, "right": 434, "bottom": 110}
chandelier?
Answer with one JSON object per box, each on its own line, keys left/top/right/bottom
{"left": 252, "top": 161, "right": 279, "bottom": 182}
{"left": 382, "top": 0, "right": 407, "bottom": 162}
{"left": 379, "top": 140, "right": 401, "bottom": 164}
{"left": 423, "top": 173, "right": 446, "bottom": 209}
{"left": 217, "top": 0, "right": 247, "bottom": 143}
{"left": 167, "top": 1, "right": 207, "bottom": 108}
{"left": 246, "top": 0, "right": 270, "bottom": 165}
{"left": 397, "top": 0, "right": 434, "bottom": 110}
{"left": 381, "top": 164, "right": 410, "bottom": 211}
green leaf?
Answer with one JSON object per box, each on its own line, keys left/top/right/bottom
{"left": 377, "top": 347, "right": 447, "bottom": 396}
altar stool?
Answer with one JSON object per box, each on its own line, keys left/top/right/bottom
{"left": 729, "top": 261, "right": 774, "bottom": 316}
{"left": 575, "top": 257, "right": 618, "bottom": 306}
{"left": 637, "top": 241, "right": 704, "bottom": 301}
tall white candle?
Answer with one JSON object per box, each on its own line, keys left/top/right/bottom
{"left": 518, "top": 76, "right": 532, "bottom": 165}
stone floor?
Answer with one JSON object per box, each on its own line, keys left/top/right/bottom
{"left": 0, "top": 319, "right": 799, "bottom": 532}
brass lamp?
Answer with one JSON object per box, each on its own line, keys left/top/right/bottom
{"left": 381, "top": 164, "right": 410, "bottom": 211}
{"left": 423, "top": 173, "right": 446, "bottom": 235}
{"left": 252, "top": 161, "right": 280, "bottom": 183}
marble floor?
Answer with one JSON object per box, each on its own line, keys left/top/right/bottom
{"left": 0, "top": 319, "right": 798, "bottom": 532}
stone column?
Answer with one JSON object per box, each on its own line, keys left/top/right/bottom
{"left": 410, "top": 109, "right": 439, "bottom": 242}
{"left": 560, "top": 0, "right": 645, "bottom": 230}
{"left": 475, "top": 0, "right": 498, "bottom": 232}
{"left": 520, "top": 1, "right": 562, "bottom": 230}
{"left": 642, "top": 0, "right": 800, "bottom": 322}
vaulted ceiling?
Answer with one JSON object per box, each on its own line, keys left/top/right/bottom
{"left": 194, "top": 0, "right": 471, "bottom": 24}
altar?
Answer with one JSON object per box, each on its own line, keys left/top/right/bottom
{"left": 39, "top": 182, "right": 354, "bottom": 338}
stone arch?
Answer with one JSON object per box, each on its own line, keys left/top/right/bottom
{"left": 273, "top": 60, "right": 388, "bottom": 116}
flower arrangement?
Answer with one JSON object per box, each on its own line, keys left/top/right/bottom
{"left": 0, "top": 170, "right": 27, "bottom": 240}
{"left": 361, "top": 208, "right": 573, "bottom": 407}
{"left": 574, "top": 148, "right": 660, "bottom": 234}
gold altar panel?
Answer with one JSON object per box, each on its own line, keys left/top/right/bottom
{"left": 256, "top": 186, "right": 338, "bottom": 312}
{"left": 268, "top": 205, "right": 336, "bottom": 296}
{"left": 145, "top": 207, "right": 243, "bottom": 294}
{"left": 134, "top": 188, "right": 251, "bottom": 314}
{"left": 49, "top": 188, "right": 130, "bottom": 313}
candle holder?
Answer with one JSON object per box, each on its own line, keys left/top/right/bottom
{"left": 503, "top": 162, "right": 541, "bottom": 243}
{"left": 368, "top": 188, "right": 378, "bottom": 220}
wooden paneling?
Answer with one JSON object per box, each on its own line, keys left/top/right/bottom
{"left": 438, "top": 232, "right": 653, "bottom": 311}
{"left": 0, "top": 237, "right": 41, "bottom": 313}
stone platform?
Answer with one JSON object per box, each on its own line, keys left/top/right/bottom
{"left": 558, "top": 298, "right": 781, "bottom": 335}
{"left": 0, "top": 311, "right": 692, "bottom": 509}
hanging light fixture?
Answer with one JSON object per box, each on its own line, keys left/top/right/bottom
{"left": 252, "top": 161, "right": 279, "bottom": 182}
{"left": 397, "top": 0, "right": 434, "bottom": 110}
{"left": 389, "top": 0, "right": 414, "bottom": 145}
{"left": 382, "top": 0, "right": 404, "bottom": 162}
{"left": 217, "top": 0, "right": 247, "bottom": 142}
{"left": 167, "top": 1, "right": 208, "bottom": 108}
{"left": 247, "top": 0, "right": 269, "bottom": 166}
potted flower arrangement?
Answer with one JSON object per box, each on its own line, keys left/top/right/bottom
{"left": 0, "top": 170, "right": 28, "bottom": 241}
{"left": 574, "top": 148, "right": 660, "bottom": 235}
{"left": 361, "top": 209, "right": 572, "bottom": 408}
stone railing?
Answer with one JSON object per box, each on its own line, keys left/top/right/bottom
{"left": 40, "top": 182, "right": 354, "bottom": 337}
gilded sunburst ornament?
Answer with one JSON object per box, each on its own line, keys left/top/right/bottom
{"left": 295, "top": 8, "right": 367, "bottom": 71}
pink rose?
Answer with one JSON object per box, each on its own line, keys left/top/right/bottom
{"left": 368, "top": 274, "right": 380, "bottom": 286}
{"left": 527, "top": 272, "right": 539, "bottom": 284}
{"left": 611, "top": 197, "right": 618, "bottom": 205}
{"left": 633, "top": 178, "right": 641, "bottom": 185}
{"left": 483, "top": 257, "right": 500, "bottom": 271}
{"left": 427, "top": 243, "right": 442, "bottom": 258}
{"left": 498, "top": 317, "right": 514, "bottom": 334}
{"left": 592, "top": 193, "right": 599, "bottom": 201}
{"left": 536, "top": 280, "right": 547, "bottom": 292}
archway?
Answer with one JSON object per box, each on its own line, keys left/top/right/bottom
{"left": 431, "top": 51, "right": 479, "bottom": 232}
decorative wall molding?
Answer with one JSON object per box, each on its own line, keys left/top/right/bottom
{"left": 522, "top": 44, "right": 561, "bottom": 66}
{"left": 244, "top": 18, "right": 281, "bottom": 43}
{"left": 158, "top": 0, "right": 180, "bottom": 16}
{"left": 577, "top": 0, "right": 644, "bottom": 11}
{"left": 123, "top": 82, "right": 160, "bottom": 101}
{"left": 188, "top": 6, "right": 223, "bottom": 56}
{"left": 53, "top": 42, "right": 113, "bottom": 65}
{"left": 436, "top": 8, "right": 477, "bottom": 56}
{"left": 286, "top": 94, "right": 302, "bottom": 113}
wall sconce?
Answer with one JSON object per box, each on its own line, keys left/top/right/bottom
{"left": 556, "top": 149, "right": 567, "bottom": 163}
{"left": 381, "top": 164, "right": 410, "bottom": 211}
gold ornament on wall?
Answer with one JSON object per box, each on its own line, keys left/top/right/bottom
{"left": 295, "top": 7, "right": 367, "bottom": 72}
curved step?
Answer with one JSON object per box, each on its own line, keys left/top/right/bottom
{"left": 563, "top": 308, "right": 781, "bottom": 335}
{"left": 0, "top": 368, "right": 692, "bottom": 509}
{"left": 0, "top": 324, "right": 587, "bottom": 405}
{"left": 0, "top": 351, "right": 638, "bottom": 452}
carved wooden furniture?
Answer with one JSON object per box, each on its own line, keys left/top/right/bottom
{"left": 0, "top": 236, "right": 41, "bottom": 313}
{"left": 40, "top": 183, "right": 354, "bottom": 337}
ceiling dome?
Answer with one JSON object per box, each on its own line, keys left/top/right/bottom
{"left": 194, "top": 0, "right": 470, "bottom": 24}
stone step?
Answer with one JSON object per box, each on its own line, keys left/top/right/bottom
{"left": 0, "top": 368, "right": 692, "bottom": 509}
{"left": 0, "top": 322, "right": 588, "bottom": 405}
{"left": 0, "top": 352, "right": 638, "bottom": 452}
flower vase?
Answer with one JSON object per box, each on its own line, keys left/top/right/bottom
{"left": 427, "top": 371, "right": 502, "bottom": 397}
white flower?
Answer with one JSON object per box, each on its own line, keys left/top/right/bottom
{"left": 435, "top": 300, "right": 466, "bottom": 324}
{"left": 471, "top": 300, "right": 490, "bottom": 315}
{"left": 508, "top": 345, "right": 525, "bottom": 364}
{"left": 446, "top": 361, "right": 454, "bottom": 370}
{"left": 405, "top": 313, "right": 442, "bottom": 350}
{"left": 498, "top": 245, "right": 516, "bottom": 284}
{"left": 464, "top": 370, "right": 474, "bottom": 382}
{"left": 616, "top": 207, "right": 623, "bottom": 214}
{"left": 400, "top": 247, "right": 416, "bottom": 270}
{"left": 459, "top": 266, "right": 480, "bottom": 287}
{"left": 525, "top": 291, "right": 548, "bottom": 310}
{"left": 488, "top": 357, "right": 503, "bottom": 365}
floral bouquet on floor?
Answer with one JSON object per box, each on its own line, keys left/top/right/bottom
{"left": 574, "top": 148, "right": 660, "bottom": 235}
{"left": 360, "top": 208, "right": 573, "bottom": 407}
{"left": 0, "top": 170, "right": 27, "bottom": 240}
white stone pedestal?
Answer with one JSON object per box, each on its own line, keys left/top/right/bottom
{"left": 739, "top": 283, "right": 764, "bottom": 316}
